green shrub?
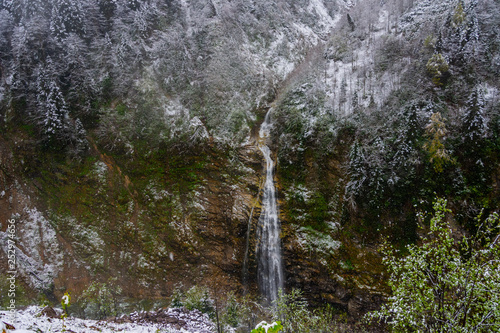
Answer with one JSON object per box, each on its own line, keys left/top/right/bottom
{"left": 184, "top": 286, "right": 214, "bottom": 314}
{"left": 367, "top": 198, "right": 500, "bottom": 332}
{"left": 272, "top": 289, "right": 336, "bottom": 333}
{"left": 78, "top": 280, "right": 122, "bottom": 319}
{"left": 170, "top": 285, "right": 214, "bottom": 316}
{"left": 426, "top": 53, "right": 449, "bottom": 86}
{"left": 251, "top": 321, "right": 283, "bottom": 333}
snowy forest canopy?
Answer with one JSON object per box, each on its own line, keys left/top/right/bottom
{"left": 0, "top": 0, "right": 499, "bottom": 234}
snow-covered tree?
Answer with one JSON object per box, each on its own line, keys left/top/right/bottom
{"left": 462, "top": 87, "right": 486, "bottom": 145}
{"left": 50, "top": 0, "right": 86, "bottom": 39}
{"left": 0, "top": 9, "right": 13, "bottom": 56}
{"left": 441, "top": 0, "right": 480, "bottom": 66}
{"left": 345, "top": 141, "right": 367, "bottom": 210}
{"left": 60, "top": 33, "right": 99, "bottom": 117}
{"left": 35, "top": 62, "right": 70, "bottom": 144}
{"left": 423, "top": 112, "right": 452, "bottom": 173}
{"left": 367, "top": 199, "right": 500, "bottom": 332}
{"left": 10, "top": 19, "right": 55, "bottom": 101}
{"left": 67, "top": 117, "right": 89, "bottom": 158}
{"left": 458, "top": 86, "right": 488, "bottom": 185}
{"left": 2, "top": 0, "right": 49, "bottom": 24}
{"left": 388, "top": 104, "right": 422, "bottom": 188}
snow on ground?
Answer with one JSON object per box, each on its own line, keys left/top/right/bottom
{"left": 0, "top": 306, "right": 215, "bottom": 333}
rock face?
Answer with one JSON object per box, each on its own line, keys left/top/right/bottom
{"left": 0, "top": 138, "right": 268, "bottom": 297}
{"left": 0, "top": 117, "right": 387, "bottom": 318}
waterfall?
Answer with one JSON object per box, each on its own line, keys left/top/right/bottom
{"left": 256, "top": 109, "right": 284, "bottom": 303}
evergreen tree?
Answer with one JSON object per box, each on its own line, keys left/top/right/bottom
{"left": 462, "top": 87, "right": 486, "bottom": 148}
{"left": 2, "top": 0, "right": 49, "bottom": 23}
{"left": 459, "top": 87, "right": 488, "bottom": 190}
{"left": 35, "top": 62, "right": 70, "bottom": 145}
{"left": 423, "top": 112, "right": 452, "bottom": 173}
{"left": 389, "top": 104, "right": 422, "bottom": 190}
{"left": 0, "top": 9, "right": 13, "bottom": 55}
{"left": 50, "top": 0, "right": 85, "bottom": 39}
{"left": 345, "top": 141, "right": 367, "bottom": 210}
{"left": 443, "top": 0, "right": 479, "bottom": 66}
{"left": 10, "top": 19, "right": 55, "bottom": 101}
{"left": 61, "top": 33, "right": 99, "bottom": 117}
{"left": 68, "top": 117, "right": 89, "bottom": 158}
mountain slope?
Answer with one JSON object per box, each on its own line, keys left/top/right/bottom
{"left": 0, "top": 0, "right": 499, "bottom": 325}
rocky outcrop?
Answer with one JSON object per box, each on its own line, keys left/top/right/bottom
{"left": 0, "top": 130, "right": 266, "bottom": 303}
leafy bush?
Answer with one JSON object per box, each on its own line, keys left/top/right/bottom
{"left": 367, "top": 198, "right": 500, "bottom": 332}
{"left": 251, "top": 321, "right": 283, "bottom": 333}
{"left": 426, "top": 53, "right": 449, "bottom": 86}
{"left": 272, "top": 289, "right": 337, "bottom": 333}
{"left": 170, "top": 285, "right": 214, "bottom": 316}
{"left": 78, "top": 280, "right": 122, "bottom": 319}
{"left": 184, "top": 286, "right": 214, "bottom": 314}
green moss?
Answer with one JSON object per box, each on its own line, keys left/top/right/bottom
{"left": 0, "top": 276, "right": 32, "bottom": 308}
{"left": 115, "top": 103, "right": 128, "bottom": 116}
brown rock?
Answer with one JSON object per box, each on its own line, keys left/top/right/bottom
{"left": 2, "top": 322, "right": 15, "bottom": 330}
{"left": 166, "top": 316, "right": 179, "bottom": 324}
{"left": 40, "top": 306, "right": 59, "bottom": 319}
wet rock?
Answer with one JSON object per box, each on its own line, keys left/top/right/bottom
{"left": 347, "top": 292, "right": 384, "bottom": 318}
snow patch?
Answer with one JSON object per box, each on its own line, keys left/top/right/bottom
{"left": 0, "top": 208, "right": 63, "bottom": 290}
{"left": 0, "top": 306, "right": 216, "bottom": 333}
{"left": 92, "top": 161, "right": 108, "bottom": 184}
{"left": 297, "top": 226, "right": 341, "bottom": 255}
{"left": 399, "top": 0, "right": 454, "bottom": 35}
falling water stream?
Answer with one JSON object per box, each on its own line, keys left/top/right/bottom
{"left": 256, "top": 109, "right": 284, "bottom": 303}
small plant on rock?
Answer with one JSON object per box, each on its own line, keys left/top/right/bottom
{"left": 251, "top": 321, "right": 283, "bottom": 333}
{"left": 61, "top": 292, "right": 71, "bottom": 331}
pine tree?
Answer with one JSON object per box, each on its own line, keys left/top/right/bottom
{"left": 10, "top": 19, "right": 55, "bottom": 101}
{"left": 35, "top": 62, "right": 70, "bottom": 145}
{"left": 389, "top": 104, "right": 422, "bottom": 188}
{"left": 3, "top": 0, "right": 49, "bottom": 23}
{"left": 69, "top": 118, "right": 89, "bottom": 158}
{"left": 462, "top": 87, "right": 486, "bottom": 146}
{"left": 345, "top": 141, "right": 367, "bottom": 210}
{"left": 460, "top": 87, "right": 488, "bottom": 186}
{"left": 423, "top": 112, "right": 452, "bottom": 173}
{"left": 0, "top": 9, "right": 14, "bottom": 69}
{"left": 50, "top": 0, "right": 85, "bottom": 39}
{"left": 443, "top": 0, "right": 479, "bottom": 65}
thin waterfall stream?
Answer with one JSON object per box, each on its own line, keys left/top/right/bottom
{"left": 256, "top": 109, "right": 284, "bottom": 303}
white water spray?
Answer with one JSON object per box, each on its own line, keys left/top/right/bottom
{"left": 257, "top": 109, "right": 284, "bottom": 303}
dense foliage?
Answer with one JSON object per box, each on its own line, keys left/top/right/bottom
{"left": 272, "top": 289, "right": 340, "bottom": 333}
{"left": 368, "top": 199, "right": 500, "bottom": 332}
